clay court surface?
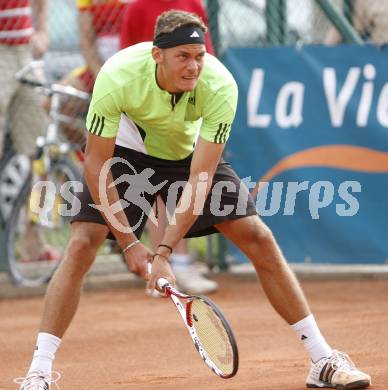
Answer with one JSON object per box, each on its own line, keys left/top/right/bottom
{"left": 0, "top": 276, "right": 387, "bottom": 389}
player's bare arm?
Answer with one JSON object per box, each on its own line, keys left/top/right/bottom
{"left": 148, "top": 138, "right": 224, "bottom": 290}
{"left": 163, "top": 137, "right": 225, "bottom": 245}
{"left": 84, "top": 133, "right": 153, "bottom": 279}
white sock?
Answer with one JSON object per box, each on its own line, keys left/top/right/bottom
{"left": 29, "top": 332, "right": 61, "bottom": 374}
{"left": 291, "top": 314, "right": 333, "bottom": 363}
{"left": 170, "top": 253, "right": 192, "bottom": 269}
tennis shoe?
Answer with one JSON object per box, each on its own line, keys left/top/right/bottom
{"left": 173, "top": 264, "right": 218, "bottom": 295}
{"left": 306, "top": 350, "right": 371, "bottom": 389}
{"left": 14, "top": 370, "right": 61, "bottom": 389}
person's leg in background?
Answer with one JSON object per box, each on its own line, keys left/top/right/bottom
{"left": 10, "top": 47, "right": 49, "bottom": 157}
{"left": 148, "top": 196, "right": 218, "bottom": 294}
{"left": 0, "top": 45, "right": 21, "bottom": 160}
{"left": 7, "top": 47, "right": 60, "bottom": 262}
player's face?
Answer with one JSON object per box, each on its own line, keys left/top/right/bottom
{"left": 154, "top": 44, "right": 206, "bottom": 93}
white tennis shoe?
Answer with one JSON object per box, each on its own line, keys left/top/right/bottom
{"left": 14, "top": 370, "right": 61, "bottom": 390}
{"left": 306, "top": 350, "right": 371, "bottom": 389}
{"left": 173, "top": 264, "right": 218, "bottom": 295}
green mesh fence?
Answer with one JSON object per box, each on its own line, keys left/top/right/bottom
{"left": 3, "top": 0, "right": 371, "bottom": 84}
{"left": 204, "top": 0, "right": 376, "bottom": 54}
{"left": 8, "top": 0, "right": 378, "bottom": 84}
{"left": 46, "top": 0, "right": 83, "bottom": 80}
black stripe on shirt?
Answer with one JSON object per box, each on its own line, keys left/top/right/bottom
{"left": 89, "top": 113, "right": 97, "bottom": 134}
{"left": 220, "top": 123, "right": 230, "bottom": 143}
{"left": 214, "top": 123, "right": 230, "bottom": 144}
{"left": 93, "top": 116, "right": 101, "bottom": 135}
{"left": 214, "top": 123, "right": 223, "bottom": 144}
{"left": 97, "top": 116, "right": 105, "bottom": 136}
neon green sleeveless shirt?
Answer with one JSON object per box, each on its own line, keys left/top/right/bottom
{"left": 86, "top": 42, "right": 238, "bottom": 161}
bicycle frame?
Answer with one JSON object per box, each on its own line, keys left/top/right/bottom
{"left": 2, "top": 61, "right": 90, "bottom": 282}
{"left": 15, "top": 60, "right": 90, "bottom": 164}
{"left": 0, "top": 134, "right": 31, "bottom": 272}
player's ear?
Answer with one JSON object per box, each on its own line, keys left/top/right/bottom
{"left": 152, "top": 47, "right": 163, "bottom": 64}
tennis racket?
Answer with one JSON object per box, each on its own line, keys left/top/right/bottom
{"left": 155, "top": 276, "right": 239, "bottom": 379}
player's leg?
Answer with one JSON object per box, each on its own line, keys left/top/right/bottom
{"left": 40, "top": 221, "right": 108, "bottom": 337}
{"left": 216, "top": 216, "right": 371, "bottom": 389}
{"left": 216, "top": 215, "right": 309, "bottom": 323}
{"left": 17, "top": 222, "right": 108, "bottom": 389}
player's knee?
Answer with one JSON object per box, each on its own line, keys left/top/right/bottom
{"left": 67, "top": 230, "right": 99, "bottom": 269}
{"left": 69, "top": 234, "right": 97, "bottom": 258}
{"left": 70, "top": 223, "right": 106, "bottom": 250}
{"left": 245, "top": 224, "right": 282, "bottom": 268}
{"left": 64, "top": 235, "right": 98, "bottom": 277}
{"left": 248, "top": 223, "right": 274, "bottom": 249}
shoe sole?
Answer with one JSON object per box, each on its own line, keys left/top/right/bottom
{"left": 306, "top": 379, "right": 370, "bottom": 389}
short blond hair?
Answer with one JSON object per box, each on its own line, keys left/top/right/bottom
{"left": 154, "top": 10, "right": 207, "bottom": 38}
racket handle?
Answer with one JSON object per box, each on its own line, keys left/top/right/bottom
{"left": 157, "top": 278, "right": 170, "bottom": 290}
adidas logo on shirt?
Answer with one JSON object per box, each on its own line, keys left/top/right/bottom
{"left": 190, "top": 31, "right": 200, "bottom": 38}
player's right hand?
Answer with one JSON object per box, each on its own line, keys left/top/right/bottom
{"left": 123, "top": 242, "right": 153, "bottom": 280}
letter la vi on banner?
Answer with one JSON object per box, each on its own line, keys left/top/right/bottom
{"left": 222, "top": 44, "right": 388, "bottom": 264}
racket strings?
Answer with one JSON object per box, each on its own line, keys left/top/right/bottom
{"left": 190, "top": 299, "right": 234, "bottom": 374}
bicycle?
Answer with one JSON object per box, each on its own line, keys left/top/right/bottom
{"left": 4, "top": 61, "right": 90, "bottom": 287}
{"left": 0, "top": 130, "right": 30, "bottom": 269}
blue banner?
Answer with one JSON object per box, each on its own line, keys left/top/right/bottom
{"left": 222, "top": 45, "right": 388, "bottom": 264}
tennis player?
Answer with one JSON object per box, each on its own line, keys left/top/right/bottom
{"left": 17, "top": 10, "right": 371, "bottom": 389}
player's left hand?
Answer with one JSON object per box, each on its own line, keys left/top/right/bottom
{"left": 146, "top": 254, "right": 176, "bottom": 295}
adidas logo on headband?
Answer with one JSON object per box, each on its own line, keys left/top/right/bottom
{"left": 154, "top": 26, "right": 206, "bottom": 48}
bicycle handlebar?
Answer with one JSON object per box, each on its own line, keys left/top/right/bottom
{"left": 15, "top": 61, "right": 90, "bottom": 101}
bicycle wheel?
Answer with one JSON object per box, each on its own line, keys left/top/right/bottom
{"left": 7, "top": 157, "right": 81, "bottom": 286}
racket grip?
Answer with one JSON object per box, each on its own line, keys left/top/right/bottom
{"left": 157, "top": 278, "right": 169, "bottom": 290}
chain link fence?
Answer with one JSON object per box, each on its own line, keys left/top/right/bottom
{"left": 2, "top": 0, "right": 363, "bottom": 154}
{"left": 5, "top": 0, "right": 379, "bottom": 88}
{"left": 204, "top": 0, "right": 385, "bottom": 54}
{"left": 23, "top": 0, "right": 388, "bottom": 83}
{"left": 323, "top": 0, "right": 388, "bottom": 45}
{"left": 46, "top": 0, "right": 82, "bottom": 81}
{"left": 2, "top": 0, "right": 384, "bottom": 91}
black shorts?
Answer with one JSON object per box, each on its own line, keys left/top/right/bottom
{"left": 71, "top": 145, "right": 257, "bottom": 239}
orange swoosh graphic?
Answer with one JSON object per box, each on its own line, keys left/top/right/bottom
{"left": 252, "top": 145, "right": 388, "bottom": 195}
